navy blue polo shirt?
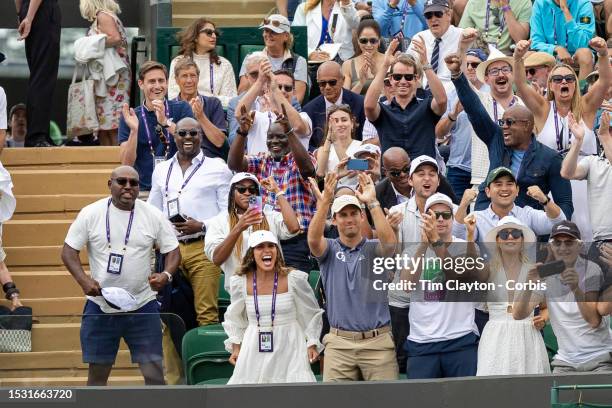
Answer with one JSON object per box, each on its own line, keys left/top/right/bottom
{"left": 118, "top": 99, "right": 193, "bottom": 190}
{"left": 373, "top": 96, "right": 441, "bottom": 159}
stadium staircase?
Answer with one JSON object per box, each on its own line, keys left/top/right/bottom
{"left": 172, "top": 0, "right": 277, "bottom": 28}
{"left": 0, "top": 147, "right": 145, "bottom": 386}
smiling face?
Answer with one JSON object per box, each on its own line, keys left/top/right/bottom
{"left": 496, "top": 228, "right": 524, "bottom": 254}
{"left": 426, "top": 9, "right": 451, "bottom": 38}
{"left": 486, "top": 175, "right": 519, "bottom": 208}
{"left": 196, "top": 22, "right": 217, "bottom": 53}
{"left": 175, "top": 66, "right": 199, "bottom": 97}
{"left": 333, "top": 205, "right": 364, "bottom": 239}
{"left": 267, "top": 122, "right": 290, "bottom": 159}
{"left": 429, "top": 203, "right": 453, "bottom": 236}
{"left": 138, "top": 68, "right": 168, "bottom": 103}
{"left": 550, "top": 233, "right": 580, "bottom": 266}
{"left": 328, "top": 109, "right": 354, "bottom": 141}
{"left": 409, "top": 164, "right": 440, "bottom": 200}
{"left": 358, "top": 27, "right": 380, "bottom": 55}
{"left": 109, "top": 166, "right": 139, "bottom": 209}
{"left": 263, "top": 28, "right": 288, "bottom": 52}
{"left": 485, "top": 61, "right": 514, "bottom": 96}
{"left": 175, "top": 118, "right": 202, "bottom": 159}
{"left": 549, "top": 66, "right": 577, "bottom": 104}
{"left": 233, "top": 179, "right": 259, "bottom": 211}
{"left": 390, "top": 62, "right": 417, "bottom": 99}
{"left": 253, "top": 242, "right": 278, "bottom": 273}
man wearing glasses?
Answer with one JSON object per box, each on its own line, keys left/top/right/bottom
{"left": 61, "top": 165, "right": 181, "bottom": 385}
{"left": 523, "top": 52, "right": 557, "bottom": 94}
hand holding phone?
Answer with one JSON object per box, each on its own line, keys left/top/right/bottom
{"left": 248, "top": 196, "right": 263, "bottom": 215}
{"left": 537, "top": 260, "right": 566, "bottom": 279}
{"left": 169, "top": 213, "right": 187, "bottom": 224}
{"left": 347, "top": 158, "right": 369, "bottom": 171}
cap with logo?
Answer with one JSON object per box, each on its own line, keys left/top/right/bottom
{"left": 331, "top": 195, "right": 362, "bottom": 214}
{"left": 424, "top": 193, "right": 454, "bottom": 214}
{"left": 101, "top": 287, "right": 138, "bottom": 312}
{"left": 230, "top": 172, "right": 260, "bottom": 187}
{"left": 409, "top": 155, "right": 439, "bottom": 176}
{"left": 486, "top": 166, "right": 516, "bottom": 186}
{"left": 424, "top": 0, "right": 450, "bottom": 13}
{"left": 247, "top": 230, "right": 279, "bottom": 248}
{"left": 352, "top": 143, "right": 381, "bottom": 158}
{"left": 259, "top": 14, "right": 291, "bottom": 34}
{"left": 550, "top": 220, "right": 581, "bottom": 240}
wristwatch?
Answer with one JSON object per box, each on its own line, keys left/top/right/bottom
{"left": 160, "top": 118, "right": 173, "bottom": 129}
{"left": 162, "top": 271, "right": 173, "bottom": 282}
{"left": 201, "top": 222, "right": 207, "bottom": 234}
{"left": 367, "top": 201, "right": 381, "bottom": 210}
{"left": 431, "top": 239, "right": 445, "bottom": 248}
{"left": 541, "top": 197, "right": 550, "bottom": 206}
{"left": 422, "top": 63, "right": 433, "bottom": 71}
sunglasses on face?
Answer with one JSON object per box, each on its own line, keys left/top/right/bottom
{"left": 424, "top": 11, "right": 444, "bottom": 19}
{"left": 498, "top": 118, "right": 528, "bottom": 127}
{"left": 235, "top": 185, "right": 259, "bottom": 195}
{"left": 113, "top": 177, "right": 139, "bottom": 187}
{"left": 200, "top": 28, "right": 220, "bottom": 37}
{"left": 433, "top": 211, "right": 453, "bottom": 220}
{"left": 318, "top": 79, "right": 338, "bottom": 88}
{"left": 358, "top": 37, "right": 379, "bottom": 45}
{"left": 497, "top": 229, "right": 523, "bottom": 240}
{"left": 388, "top": 166, "right": 410, "bottom": 177}
{"left": 467, "top": 62, "right": 480, "bottom": 69}
{"left": 391, "top": 73, "right": 415, "bottom": 82}
{"left": 551, "top": 239, "right": 578, "bottom": 248}
{"left": 176, "top": 129, "right": 200, "bottom": 138}
{"left": 278, "top": 84, "right": 294, "bottom": 92}
{"left": 551, "top": 74, "right": 576, "bottom": 84}
{"left": 486, "top": 66, "right": 512, "bottom": 77}
{"left": 248, "top": 71, "right": 259, "bottom": 80}
{"left": 525, "top": 67, "right": 541, "bottom": 76}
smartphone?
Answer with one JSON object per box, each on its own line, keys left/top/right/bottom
{"left": 537, "top": 260, "right": 566, "bottom": 279}
{"left": 347, "top": 158, "right": 369, "bottom": 171}
{"left": 248, "top": 196, "right": 262, "bottom": 214}
{"left": 169, "top": 213, "right": 187, "bottom": 223}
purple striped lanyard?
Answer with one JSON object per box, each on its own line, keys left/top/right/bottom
{"left": 484, "top": 0, "right": 505, "bottom": 44}
{"left": 253, "top": 270, "right": 279, "bottom": 329}
{"left": 493, "top": 96, "right": 516, "bottom": 122}
{"left": 209, "top": 63, "right": 214, "bottom": 94}
{"left": 164, "top": 158, "right": 205, "bottom": 198}
{"left": 553, "top": 100, "right": 571, "bottom": 152}
{"left": 140, "top": 99, "right": 170, "bottom": 159}
{"left": 105, "top": 198, "right": 135, "bottom": 252}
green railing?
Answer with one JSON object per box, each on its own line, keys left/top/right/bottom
{"left": 551, "top": 384, "right": 612, "bottom": 408}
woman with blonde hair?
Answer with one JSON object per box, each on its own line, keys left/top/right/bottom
{"left": 204, "top": 173, "right": 300, "bottom": 293}
{"left": 168, "top": 18, "right": 237, "bottom": 107}
{"left": 222, "top": 230, "right": 323, "bottom": 384}
{"left": 79, "top": 0, "right": 130, "bottom": 146}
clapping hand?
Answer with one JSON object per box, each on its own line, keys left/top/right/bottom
{"left": 190, "top": 97, "right": 206, "bottom": 122}
{"left": 384, "top": 208, "right": 404, "bottom": 232}
{"left": 237, "top": 105, "right": 255, "bottom": 134}
{"left": 567, "top": 112, "right": 585, "bottom": 142}
{"left": 383, "top": 38, "right": 400, "bottom": 69}
{"left": 411, "top": 36, "right": 428, "bottom": 66}
{"left": 121, "top": 103, "right": 139, "bottom": 132}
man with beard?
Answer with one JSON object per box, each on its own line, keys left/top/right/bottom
{"left": 62, "top": 165, "right": 181, "bottom": 385}
{"left": 228, "top": 109, "right": 316, "bottom": 272}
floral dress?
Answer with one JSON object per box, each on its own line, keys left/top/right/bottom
{"left": 88, "top": 11, "right": 130, "bottom": 130}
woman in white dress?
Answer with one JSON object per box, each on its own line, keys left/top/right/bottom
{"left": 223, "top": 230, "right": 324, "bottom": 384}
{"left": 477, "top": 216, "right": 551, "bottom": 376}
{"left": 204, "top": 173, "right": 300, "bottom": 292}
{"left": 512, "top": 38, "right": 611, "bottom": 241}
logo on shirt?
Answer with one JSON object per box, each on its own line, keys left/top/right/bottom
{"left": 579, "top": 16, "right": 591, "bottom": 24}
{"left": 335, "top": 251, "right": 346, "bottom": 262}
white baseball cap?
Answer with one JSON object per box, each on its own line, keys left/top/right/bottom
{"left": 259, "top": 14, "right": 291, "bottom": 34}
{"left": 247, "top": 230, "right": 279, "bottom": 248}
{"left": 352, "top": 143, "right": 381, "bottom": 158}
{"left": 230, "top": 172, "right": 260, "bottom": 186}
{"left": 409, "top": 155, "right": 439, "bottom": 176}
{"left": 331, "top": 195, "right": 362, "bottom": 215}
{"left": 424, "top": 193, "right": 454, "bottom": 214}
{"left": 101, "top": 287, "right": 138, "bottom": 312}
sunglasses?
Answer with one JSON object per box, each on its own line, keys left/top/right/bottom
{"left": 550, "top": 74, "right": 576, "bottom": 84}
{"left": 525, "top": 67, "right": 542, "bottom": 76}
{"left": 113, "top": 177, "right": 139, "bottom": 187}
{"left": 391, "top": 73, "right": 415, "bottom": 81}
{"left": 248, "top": 71, "right": 259, "bottom": 80}
{"left": 433, "top": 211, "right": 453, "bottom": 220}
{"left": 176, "top": 129, "right": 200, "bottom": 137}
{"left": 235, "top": 185, "right": 259, "bottom": 195}
{"left": 318, "top": 79, "right": 338, "bottom": 88}
{"left": 383, "top": 79, "right": 391, "bottom": 87}
{"left": 486, "top": 66, "right": 512, "bottom": 77}
{"left": 278, "top": 84, "right": 294, "bottom": 92}
{"left": 199, "top": 28, "right": 220, "bottom": 37}
{"left": 497, "top": 229, "right": 523, "bottom": 240}
{"left": 498, "top": 118, "right": 528, "bottom": 127}
{"left": 424, "top": 11, "right": 444, "bottom": 19}
{"left": 467, "top": 62, "right": 480, "bottom": 69}
{"left": 388, "top": 166, "right": 410, "bottom": 178}
{"left": 358, "top": 37, "right": 379, "bottom": 45}
{"left": 262, "top": 19, "right": 289, "bottom": 29}
{"left": 551, "top": 239, "right": 579, "bottom": 248}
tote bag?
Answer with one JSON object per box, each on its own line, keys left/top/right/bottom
{"left": 66, "top": 64, "right": 99, "bottom": 137}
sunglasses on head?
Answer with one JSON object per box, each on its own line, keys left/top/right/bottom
{"left": 391, "top": 73, "right": 415, "bottom": 81}
{"left": 486, "top": 66, "right": 512, "bottom": 77}
{"left": 235, "top": 185, "right": 259, "bottom": 195}
{"left": 278, "top": 84, "right": 294, "bottom": 92}
{"left": 550, "top": 74, "right": 576, "bottom": 84}
{"left": 497, "top": 228, "right": 523, "bottom": 240}
{"left": 467, "top": 62, "right": 480, "bottom": 69}
{"left": 433, "top": 211, "right": 453, "bottom": 220}
{"left": 248, "top": 71, "right": 259, "bottom": 80}
{"left": 318, "top": 79, "right": 338, "bottom": 88}
{"left": 388, "top": 166, "right": 410, "bottom": 178}
{"left": 199, "top": 28, "right": 220, "bottom": 37}
{"left": 498, "top": 118, "right": 528, "bottom": 127}
{"left": 176, "top": 129, "right": 200, "bottom": 137}
{"left": 424, "top": 11, "right": 444, "bottom": 19}
{"left": 358, "top": 37, "right": 379, "bottom": 45}
{"left": 550, "top": 239, "right": 579, "bottom": 248}
{"left": 113, "top": 177, "right": 139, "bottom": 187}
{"left": 262, "top": 19, "right": 288, "bottom": 28}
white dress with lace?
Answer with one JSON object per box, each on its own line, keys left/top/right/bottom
{"left": 222, "top": 271, "right": 324, "bottom": 384}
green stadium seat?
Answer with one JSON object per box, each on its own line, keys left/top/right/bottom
{"left": 218, "top": 274, "right": 231, "bottom": 322}
{"left": 182, "top": 325, "right": 232, "bottom": 384}
{"left": 197, "top": 377, "right": 230, "bottom": 385}
{"left": 239, "top": 44, "right": 265, "bottom": 65}
{"left": 188, "top": 351, "right": 234, "bottom": 384}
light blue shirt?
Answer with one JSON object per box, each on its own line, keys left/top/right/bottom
{"left": 445, "top": 89, "right": 472, "bottom": 172}
{"left": 373, "top": 0, "right": 427, "bottom": 39}
{"left": 510, "top": 149, "right": 526, "bottom": 177}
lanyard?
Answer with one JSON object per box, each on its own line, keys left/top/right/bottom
{"left": 164, "top": 157, "right": 205, "bottom": 198}
{"left": 552, "top": 9, "right": 566, "bottom": 49}
{"left": 553, "top": 101, "right": 572, "bottom": 152}
{"left": 399, "top": 0, "right": 411, "bottom": 36}
{"left": 493, "top": 96, "right": 516, "bottom": 122}
{"left": 105, "top": 198, "right": 135, "bottom": 252}
{"left": 209, "top": 63, "right": 214, "bottom": 94}
{"left": 484, "top": 0, "right": 505, "bottom": 44}
{"left": 140, "top": 100, "right": 170, "bottom": 159}
{"left": 253, "top": 270, "right": 279, "bottom": 329}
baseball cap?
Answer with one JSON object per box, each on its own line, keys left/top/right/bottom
{"left": 247, "top": 230, "right": 279, "bottom": 248}
{"left": 550, "top": 220, "right": 581, "bottom": 240}
{"left": 230, "top": 172, "right": 260, "bottom": 186}
{"left": 331, "top": 195, "right": 362, "bottom": 215}
{"left": 424, "top": 193, "right": 454, "bottom": 214}
{"left": 352, "top": 143, "right": 381, "bottom": 158}
{"left": 424, "top": 0, "right": 450, "bottom": 13}
{"left": 466, "top": 48, "right": 487, "bottom": 62}
{"left": 409, "top": 155, "right": 439, "bottom": 176}
{"left": 259, "top": 14, "right": 291, "bottom": 34}
{"left": 485, "top": 167, "right": 516, "bottom": 186}
{"left": 101, "top": 287, "right": 138, "bottom": 312}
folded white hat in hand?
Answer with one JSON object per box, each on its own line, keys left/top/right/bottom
{"left": 101, "top": 287, "right": 138, "bottom": 312}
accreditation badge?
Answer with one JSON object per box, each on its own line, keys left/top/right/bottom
{"left": 154, "top": 156, "right": 165, "bottom": 168}
{"left": 107, "top": 253, "right": 124, "bottom": 275}
{"left": 167, "top": 198, "right": 180, "bottom": 219}
{"left": 258, "top": 329, "right": 273, "bottom": 352}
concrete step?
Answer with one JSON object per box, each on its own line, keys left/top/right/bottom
{"left": 1, "top": 367, "right": 141, "bottom": 379}
{"left": 3, "top": 220, "right": 72, "bottom": 247}
{"left": 13, "top": 194, "right": 105, "bottom": 220}
{"left": 172, "top": 0, "right": 275, "bottom": 15}
{"left": 173, "top": 14, "right": 271, "bottom": 28}
{"left": 2, "top": 147, "right": 120, "bottom": 170}
{"left": 30, "top": 322, "right": 135, "bottom": 352}
{"left": 0, "top": 376, "right": 145, "bottom": 387}
{"left": 0, "top": 297, "right": 85, "bottom": 315}
{"left": 4, "top": 245, "right": 88, "bottom": 268}
{"left": 10, "top": 169, "right": 111, "bottom": 196}
{"left": 0, "top": 350, "right": 134, "bottom": 371}
{"left": 10, "top": 271, "right": 85, "bottom": 299}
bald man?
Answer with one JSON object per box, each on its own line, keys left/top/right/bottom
{"left": 302, "top": 61, "right": 371, "bottom": 150}
{"left": 62, "top": 165, "right": 181, "bottom": 386}
{"left": 446, "top": 52, "right": 573, "bottom": 217}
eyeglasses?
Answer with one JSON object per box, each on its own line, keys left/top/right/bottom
{"left": 112, "top": 177, "right": 139, "bottom": 187}
{"left": 550, "top": 74, "right": 576, "bottom": 84}
{"left": 235, "top": 185, "right": 259, "bottom": 195}
{"left": 550, "top": 239, "right": 579, "bottom": 248}
{"left": 525, "top": 67, "right": 545, "bottom": 76}
{"left": 497, "top": 229, "right": 523, "bottom": 240}
{"left": 498, "top": 118, "right": 529, "bottom": 127}
{"left": 262, "top": 19, "right": 289, "bottom": 29}
{"left": 358, "top": 37, "right": 379, "bottom": 45}
{"left": 317, "top": 79, "right": 338, "bottom": 88}
{"left": 388, "top": 166, "right": 410, "bottom": 178}
{"left": 176, "top": 129, "right": 200, "bottom": 137}
{"left": 486, "top": 66, "right": 512, "bottom": 77}
{"left": 424, "top": 11, "right": 444, "bottom": 19}
{"left": 278, "top": 84, "right": 294, "bottom": 92}
{"left": 467, "top": 62, "right": 480, "bottom": 69}
{"left": 391, "top": 73, "right": 415, "bottom": 81}
{"left": 383, "top": 79, "right": 391, "bottom": 87}
{"left": 433, "top": 211, "right": 453, "bottom": 220}
{"left": 199, "top": 28, "right": 220, "bottom": 37}
{"left": 247, "top": 71, "right": 259, "bottom": 80}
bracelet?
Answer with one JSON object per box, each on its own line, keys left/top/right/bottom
{"left": 451, "top": 71, "right": 463, "bottom": 80}
{"left": 541, "top": 197, "right": 550, "bottom": 206}
{"left": 162, "top": 271, "right": 173, "bottom": 283}
{"left": 276, "top": 191, "right": 286, "bottom": 198}
{"left": 367, "top": 201, "right": 381, "bottom": 210}
{"left": 431, "top": 239, "right": 445, "bottom": 248}
{"left": 422, "top": 63, "right": 432, "bottom": 71}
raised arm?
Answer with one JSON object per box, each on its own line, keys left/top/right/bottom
{"left": 356, "top": 173, "right": 396, "bottom": 255}
{"left": 307, "top": 173, "right": 337, "bottom": 257}
{"left": 365, "top": 38, "right": 399, "bottom": 122}
{"left": 412, "top": 36, "right": 447, "bottom": 116}
{"left": 277, "top": 105, "right": 316, "bottom": 178}
{"left": 583, "top": 38, "right": 611, "bottom": 121}
{"left": 560, "top": 112, "right": 590, "bottom": 180}
{"left": 513, "top": 40, "right": 548, "bottom": 122}
{"left": 260, "top": 176, "right": 301, "bottom": 234}
{"left": 227, "top": 105, "right": 251, "bottom": 172}
{"left": 119, "top": 104, "right": 138, "bottom": 166}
